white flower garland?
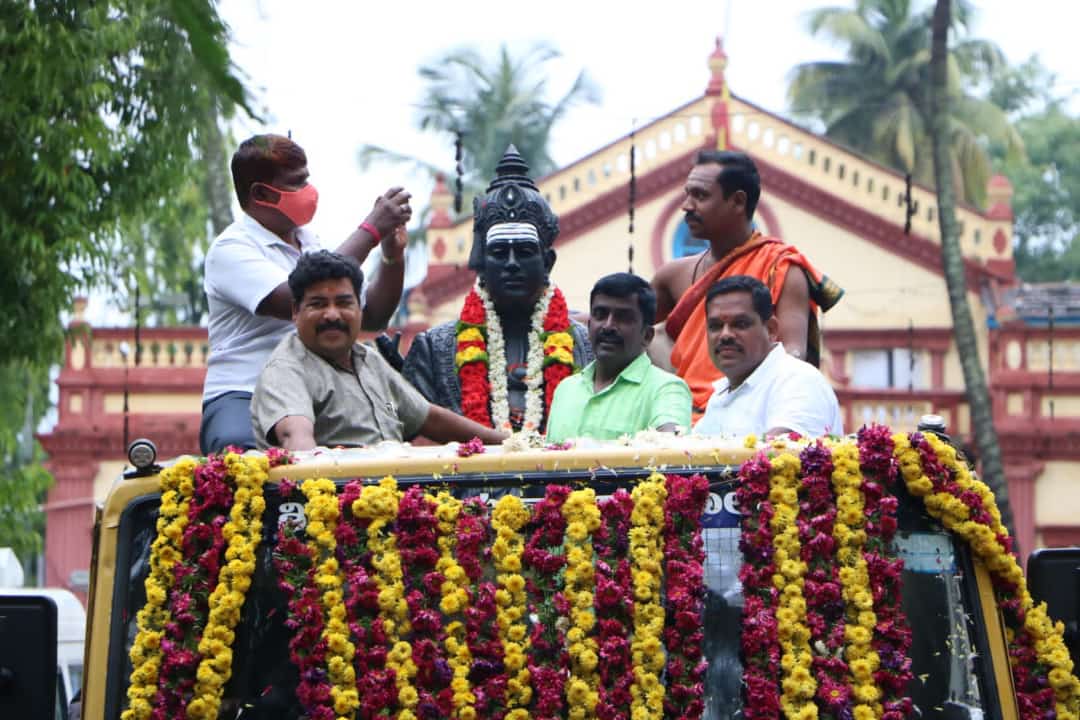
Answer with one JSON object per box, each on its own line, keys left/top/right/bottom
{"left": 476, "top": 283, "right": 553, "bottom": 433}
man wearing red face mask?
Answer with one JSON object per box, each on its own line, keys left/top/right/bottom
{"left": 200, "top": 133, "right": 411, "bottom": 454}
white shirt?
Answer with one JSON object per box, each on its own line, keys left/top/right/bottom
{"left": 202, "top": 213, "right": 322, "bottom": 402}
{"left": 693, "top": 343, "right": 844, "bottom": 438}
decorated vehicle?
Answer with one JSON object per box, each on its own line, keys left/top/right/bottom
{"left": 79, "top": 428, "right": 1080, "bottom": 720}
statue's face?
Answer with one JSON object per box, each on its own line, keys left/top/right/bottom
{"left": 481, "top": 225, "right": 549, "bottom": 310}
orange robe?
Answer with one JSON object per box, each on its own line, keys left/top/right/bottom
{"left": 664, "top": 232, "right": 843, "bottom": 419}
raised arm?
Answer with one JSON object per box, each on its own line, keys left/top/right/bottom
{"left": 774, "top": 267, "right": 810, "bottom": 359}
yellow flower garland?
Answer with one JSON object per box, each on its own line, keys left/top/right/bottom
{"left": 629, "top": 473, "right": 667, "bottom": 720}
{"left": 561, "top": 489, "right": 602, "bottom": 720}
{"left": 353, "top": 476, "right": 419, "bottom": 720}
{"left": 304, "top": 477, "right": 359, "bottom": 720}
{"left": 122, "top": 457, "right": 198, "bottom": 720}
{"left": 768, "top": 452, "right": 817, "bottom": 720}
{"left": 187, "top": 453, "right": 268, "bottom": 720}
{"left": 894, "top": 433, "right": 1080, "bottom": 720}
{"left": 434, "top": 491, "right": 478, "bottom": 720}
{"left": 830, "top": 442, "right": 882, "bottom": 720}
{"left": 491, "top": 494, "right": 533, "bottom": 720}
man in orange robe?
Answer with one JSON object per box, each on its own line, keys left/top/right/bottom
{"left": 651, "top": 151, "right": 843, "bottom": 418}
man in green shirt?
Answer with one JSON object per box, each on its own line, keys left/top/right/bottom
{"left": 546, "top": 273, "right": 691, "bottom": 442}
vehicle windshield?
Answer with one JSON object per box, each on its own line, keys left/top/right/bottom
{"left": 104, "top": 468, "right": 993, "bottom": 720}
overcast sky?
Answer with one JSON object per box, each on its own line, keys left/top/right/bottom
{"left": 217, "top": 0, "right": 1079, "bottom": 243}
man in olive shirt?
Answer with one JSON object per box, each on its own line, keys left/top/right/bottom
{"left": 546, "top": 273, "right": 691, "bottom": 442}
{"left": 252, "top": 251, "right": 505, "bottom": 451}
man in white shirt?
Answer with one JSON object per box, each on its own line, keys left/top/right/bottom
{"left": 200, "top": 133, "right": 412, "bottom": 454}
{"left": 693, "top": 275, "right": 843, "bottom": 439}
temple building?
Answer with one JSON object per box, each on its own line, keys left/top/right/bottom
{"left": 38, "top": 38, "right": 1080, "bottom": 602}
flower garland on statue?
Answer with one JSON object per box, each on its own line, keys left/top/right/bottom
{"left": 661, "top": 474, "right": 710, "bottom": 720}
{"left": 895, "top": 431, "right": 1080, "bottom": 720}
{"left": 629, "top": 473, "right": 668, "bottom": 720}
{"left": 123, "top": 457, "right": 198, "bottom": 720}
{"left": 455, "top": 282, "right": 575, "bottom": 432}
{"left": 561, "top": 489, "right": 602, "bottom": 720}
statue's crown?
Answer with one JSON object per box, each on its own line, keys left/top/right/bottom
{"left": 469, "top": 145, "right": 559, "bottom": 271}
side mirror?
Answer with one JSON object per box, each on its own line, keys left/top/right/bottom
{"left": 1027, "top": 547, "right": 1080, "bottom": 669}
{"left": 0, "top": 594, "right": 58, "bottom": 719}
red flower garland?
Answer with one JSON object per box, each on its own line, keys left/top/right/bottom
{"left": 335, "top": 480, "right": 399, "bottom": 719}
{"left": 397, "top": 487, "right": 454, "bottom": 717}
{"left": 523, "top": 485, "right": 571, "bottom": 719}
{"left": 594, "top": 489, "right": 635, "bottom": 720}
{"left": 857, "top": 426, "right": 914, "bottom": 720}
{"left": 272, "top": 481, "right": 334, "bottom": 720}
{"left": 154, "top": 455, "right": 234, "bottom": 719}
{"left": 797, "top": 441, "right": 852, "bottom": 718}
{"left": 662, "top": 474, "right": 710, "bottom": 720}
{"left": 456, "top": 286, "right": 574, "bottom": 431}
{"left": 456, "top": 498, "right": 508, "bottom": 718}
{"left": 736, "top": 452, "right": 784, "bottom": 720}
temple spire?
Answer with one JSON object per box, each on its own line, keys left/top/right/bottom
{"left": 706, "top": 36, "right": 732, "bottom": 150}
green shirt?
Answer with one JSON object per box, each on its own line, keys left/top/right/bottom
{"left": 545, "top": 353, "right": 692, "bottom": 442}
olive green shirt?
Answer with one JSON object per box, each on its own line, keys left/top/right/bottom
{"left": 545, "top": 352, "right": 692, "bottom": 442}
{"left": 252, "top": 333, "right": 430, "bottom": 449}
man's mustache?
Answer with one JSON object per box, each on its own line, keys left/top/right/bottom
{"left": 596, "top": 331, "right": 623, "bottom": 346}
{"left": 316, "top": 320, "right": 350, "bottom": 334}
{"left": 685, "top": 211, "right": 702, "bottom": 224}
{"left": 714, "top": 339, "right": 742, "bottom": 353}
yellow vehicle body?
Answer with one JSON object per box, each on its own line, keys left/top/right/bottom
{"left": 79, "top": 440, "right": 1057, "bottom": 720}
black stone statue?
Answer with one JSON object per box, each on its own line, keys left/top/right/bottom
{"left": 403, "top": 146, "right": 591, "bottom": 433}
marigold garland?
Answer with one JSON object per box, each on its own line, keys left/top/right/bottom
{"left": 186, "top": 453, "right": 268, "bottom": 720}
{"left": 492, "top": 494, "right": 534, "bottom": 719}
{"left": 829, "top": 441, "right": 882, "bottom": 720}
{"left": 355, "top": 476, "right": 420, "bottom": 720}
{"left": 629, "top": 473, "right": 668, "bottom": 720}
{"left": 123, "top": 457, "right": 197, "bottom": 720}
{"left": 155, "top": 454, "right": 236, "bottom": 718}
{"left": 433, "top": 491, "right": 478, "bottom": 719}
{"left": 561, "top": 489, "right": 602, "bottom": 720}
{"left": 896, "top": 432, "right": 1080, "bottom": 720}
{"left": 769, "top": 452, "right": 818, "bottom": 720}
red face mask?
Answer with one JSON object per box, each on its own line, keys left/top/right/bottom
{"left": 251, "top": 182, "right": 319, "bottom": 227}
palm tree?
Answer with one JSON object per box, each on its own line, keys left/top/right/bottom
{"left": 788, "top": 0, "right": 1022, "bottom": 206}
{"left": 927, "top": 0, "right": 1012, "bottom": 534}
{"left": 358, "top": 43, "right": 600, "bottom": 211}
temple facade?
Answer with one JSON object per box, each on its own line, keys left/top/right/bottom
{"left": 37, "top": 39, "right": 1080, "bottom": 603}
